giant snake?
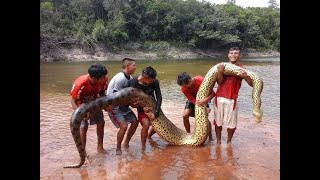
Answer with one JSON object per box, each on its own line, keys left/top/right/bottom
{"left": 64, "top": 63, "right": 263, "bottom": 168}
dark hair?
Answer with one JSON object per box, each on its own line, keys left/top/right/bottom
{"left": 229, "top": 46, "right": 240, "bottom": 52}
{"left": 88, "top": 63, "right": 108, "bottom": 79}
{"left": 177, "top": 72, "right": 191, "bottom": 86}
{"left": 122, "top": 58, "right": 135, "bottom": 69}
{"left": 142, "top": 66, "right": 157, "bottom": 79}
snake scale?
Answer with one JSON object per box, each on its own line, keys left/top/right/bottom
{"left": 64, "top": 63, "right": 263, "bottom": 168}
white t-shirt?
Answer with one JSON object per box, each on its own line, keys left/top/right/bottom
{"left": 106, "top": 71, "right": 132, "bottom": 95}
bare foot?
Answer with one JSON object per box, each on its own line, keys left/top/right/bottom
{"left": 148, "top": 139, "right": 158, "bottom": 148}
{"left": 116, "top": 149, "right": 122, "bottom": 155}
{"left": 207, "top": 140, "right": 214, "bottom": 145}
{"left": 83, "top": 157, "right": 90, "bottom": 166}
{"left": 227, "top": 142, "right": 232, "bottom": 148}
{"left": 97, "top": 148, "right": 108, "bottom": 154}
{"left": 123, "top": 143, "right": 129, "bottom": 148}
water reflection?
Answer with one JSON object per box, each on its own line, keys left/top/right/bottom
{"left": 79, "top": 169, "right": 89, "bottom": 179}
{"left": 40, "top": 58, "right": 280, "bottom": 179}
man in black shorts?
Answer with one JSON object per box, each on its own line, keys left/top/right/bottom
{"left": 177, "top": 72, "right": 215, "bottom": 143}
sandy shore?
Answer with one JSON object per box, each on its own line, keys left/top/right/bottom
{"left": 40, "top": 47, "right": 280, "bottom": 63}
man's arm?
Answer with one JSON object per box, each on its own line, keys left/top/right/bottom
{"left": 196, "top": 90, "right": 215, "bottom": 106}
{"left": 70, "top": 97, "right": 78, "bottom": 110}
{"left": 154, "top": 81, "right": 163, "bottom": 118}
{"left": 71, "top": 97, "right": 91, "bottom": 119}
{"left": 217, "top": 63, "right": 225, "bottom": 85}
{"left": 238, "top": 70, "right": 253, "bottom": 87}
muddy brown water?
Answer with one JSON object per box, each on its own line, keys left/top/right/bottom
{"left": 40, "top": 57, "right": 280, "bottom": 179}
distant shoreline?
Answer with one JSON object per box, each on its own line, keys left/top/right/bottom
{"left": 40, "top": 47, "right": 280, "bottom": 63}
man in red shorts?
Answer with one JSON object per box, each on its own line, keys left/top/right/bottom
{"left": 127, "top": 66, "right": 162, "bottom": 150}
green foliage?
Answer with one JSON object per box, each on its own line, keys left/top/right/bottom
{"left": 41, "top": 2, "right": 54, "bottom": 10}
{"left": 92, "top": 19, "right": 107, "bottom": 41}
{"left": 143, "top": 41, "right": 170, "bottom": 58}
{"left": 76, "top": 31, "right": 95, "bottom": 49}
{"left": 196, "top": 5, "right": 241, "bottom": 48}
{"left": 143, "top": 41, "right": 170, "bottom": 50}
{"left": 187, "top": 37, "right": 199, "bottom": 48}
{"left": 104, "top": 14, "right": 128, "bottom": 43}
{"left": 40, "top": 0, "right": 280, "bottom": 55}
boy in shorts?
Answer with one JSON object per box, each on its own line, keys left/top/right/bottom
{"left": 106, "top": 58, "right": 139, "bottom": 155}
{"left": 214, "top": 47, "right": 253, "bottom": 145}
{"left": 70, "top": 63, "right": 110, "bottom": 155}
{"left": 177, "top": 72, "right": 215, "bottom": 143}
{"left": 127, "top": 66, "right": 162, "bottom": 149}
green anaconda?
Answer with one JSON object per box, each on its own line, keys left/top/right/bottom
{"left": 64, "top": 63, "right": 263, "bottom": 168}
{"left": 197, "top": 62, "right": 263, "bottom": 124}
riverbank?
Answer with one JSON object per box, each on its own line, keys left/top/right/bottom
{"left": 40, "top": 46, "right": 280, "bottom": 63}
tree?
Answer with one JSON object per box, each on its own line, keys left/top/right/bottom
{"left": 227, "top": 0, "right": 236, "bottom": 5}
{"left": 268, "top": 0, "right": 279, "bottom": 9}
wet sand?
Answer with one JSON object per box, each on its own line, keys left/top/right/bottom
{"left": 40, "top": 96, "right": 279, "bottom": 180}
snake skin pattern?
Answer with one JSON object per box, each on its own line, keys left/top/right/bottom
{"left": 198, "top": 62, "right": 263, "bottom": 123}
{"left": 64, "top": 63, "right": 263, "bottom": 168}
{"left": 64, "top": 88, "right": 156, "bottom": 168}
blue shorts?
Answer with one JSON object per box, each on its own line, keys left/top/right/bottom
{"left": 108, "top": 106, "right": 137, "bottom": 128}
{"left": 80, "top": 110, "right": 105, "bottom": 128}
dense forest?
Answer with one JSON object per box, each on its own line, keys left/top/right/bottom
{"left": 40, "top": 0, "right": 280, "bottom": 60}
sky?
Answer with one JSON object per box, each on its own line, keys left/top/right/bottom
{"left": 200, "top": 0, "right": 280, "bottom": 8}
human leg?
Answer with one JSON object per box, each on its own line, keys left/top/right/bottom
{"left": 138, "top": 112, "right": 150, "bottom": 148}
{"left": 89, "top": 110, "right": 107, "bottom": 153}
{"left": 117, "top": 121, "right": 128, "bottom": 155}
{"left": 80, "top": 127, "right": 88, "bottom": 150}
{"left": 223, "top": 99, "right": 238, "bottom": 144}
{"left": 80, "top": 120, "right": 90, "bottom": 164}
{"left": 214, "top": 123, "right": 222, "bottom": 145}
{"left": 123, "top": 110, "right": 138, "bottom": 147}
{"left": 213, "top": 97, "right": 228, "bottom": 145}
{"left": 207, "top": 120, "right": 213, "bottom": 142}
{"left": 183, "top": 100, "right": 195, "bottom": 133}
{"left": 183, "top": 109, "right": 191, "bottom": 133}
{"left": 140, "top": 119, "right": 150, "bottom": 149}
{"left": 123, "top": 120, "right": 138, "bottom": 147}
{"left": 108, "top": 108, "right": 127, "bottom": 155}
{"left": 96, "top": 122, "right": 106, "bottom": 153}
{"left": 227, "top": 128, "right": 236, "bottom": 144}
{"left": 148, "top": 127, "right": 156, "bottom": 138}
{"left": 80, "top": 120, "right": 89, "bottom": 151}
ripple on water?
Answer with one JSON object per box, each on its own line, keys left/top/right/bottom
{"left": 40, "top": 64, "right": 279, "bottom": 179}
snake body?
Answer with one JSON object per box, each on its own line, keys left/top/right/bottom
{"left": 209, "top": 62, "right": 263, "bottom": 123}
{"left": 64, "top": 63, "right": 263, "bottom": 168}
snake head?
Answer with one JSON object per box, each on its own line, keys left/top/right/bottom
{"left": 253, "top": 109, "right": 263, "bottom": 123}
